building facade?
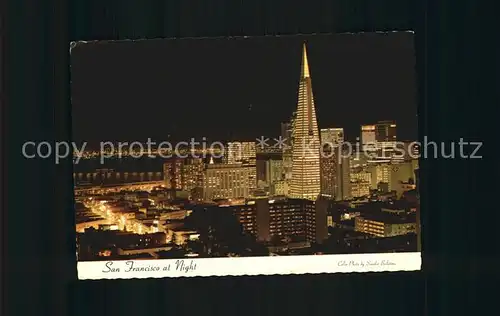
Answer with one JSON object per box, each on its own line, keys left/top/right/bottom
{"left": 350, "top": 170, "right": 372, "bottom": 197}
{"left": 336, "top": 153, "right": 351, "bottom": 201}
{"left": 203, "top": 163, "right": 253, "bottom": 200}
{"left": 230, "top": 197, "right": 328, "bottom": 244}
{"left": 265, "top": 159, "right": 284, "bottom": 187}
{"left": 183, "top": 157, "right": 205, "bottom": 200}
{"left": 320, "top": 145, "right": 338, "bottom": 199}
{"left": 361, "top": 125, "right": 376, "bottom": 151}
{"left": 163, "top": 158, "right": 184, "bottom": 189}
{"left": 354, "top": 214, "right": 416, "bottom": 237}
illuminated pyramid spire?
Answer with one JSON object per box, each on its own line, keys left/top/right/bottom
{"left": 301, "top": 42, "right": 310, "bottom": 78}
{"left": 289, "top": 42, "right": 321, "bottom": 200}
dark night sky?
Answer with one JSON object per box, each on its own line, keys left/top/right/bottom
{"left": 70, "top": 32, "right": 417, "bottom": 146}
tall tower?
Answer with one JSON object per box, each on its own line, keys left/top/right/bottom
{"left": 289, "top": 43, "right": 321, "bottom": 200}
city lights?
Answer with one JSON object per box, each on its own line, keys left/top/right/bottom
{"left": 73, "top": 35, "right": 423, "bottom": 277}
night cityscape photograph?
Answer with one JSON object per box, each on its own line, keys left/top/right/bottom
{"left": 70, "top": 32, "right": 421, "bottom": 270}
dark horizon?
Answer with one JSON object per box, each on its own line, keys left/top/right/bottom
{"left": 70, "top": 32, "right": 418, "bottom": 146}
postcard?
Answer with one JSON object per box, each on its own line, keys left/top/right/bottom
{"left": 69, "top": 32, "right": 421, "bottom": 279}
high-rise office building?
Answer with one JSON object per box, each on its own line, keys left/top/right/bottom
{"left": 249, "top": 167, "right": 257, "bottom": 192}
{"left": 230, "top": 197, "right": 328, "bottom": 244}
{"left": 321, "top": 128, "right": 344, "bottom": 146}
{"left": 336, "top": 152, "right": 351, "bottom": 201}
{"left": 265, "top": 159, "right": 284, "bottom": 186}
{"left": 375, "top": 120, "right": 397, "bottom": 149}
{"left": 256, "top": 152, "right": 283, "bottom": 187}
{"left": 361, "top": 125, "right": 376, "bottom": 151}
{"left": 373, "top": 163, "right": 391, "bottom": 190}
{"left": 163, "top": 158, "right": 184, "bottom": 190}
{"left": 289, "top": 43, "right": 321, "bottom": 200}
{"left": 163, "top": 157, "right": 205, "bottom": 200}
{"left": 202, "top": 163, "right": 253, "bottom": 201}
{"left": 350, "top": 169, "right": 372, "bottom": 197}
{"left": 225, "top": 141, "right": 257, "bottom": 191}
{"left": 182, "top": 157, "right": 205, "bottom": 200}
{"left": 320, "top": 145, "right": 338, "bottom": 199}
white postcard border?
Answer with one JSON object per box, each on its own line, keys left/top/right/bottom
{"left": 78, "top": 252, "right": 421, "bottom": 279}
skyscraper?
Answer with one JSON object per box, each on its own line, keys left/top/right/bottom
{"left": 183, "top": 157, "right": 205, "bottom": 201}
{"left": 320, "top": 144, "right": 338, "bottom": 199}
{"left": 265, "top": 159, "right": 284, "bottom": 185}
{"left": 289, "top": 43, "right": 321, "bottom": 200}
{"left": 225, "top": 141, "right": 257, "bottom": 191}
{"left": 336, "top": 153, "right": 351, "bottom": 201}
{"left": 361, "top": 125, "right": 376, "bottom": 151}
{"left": 350, "top": 169, "right": 372, "bottom": 197}
{"left": 163, "top": 158, "right": 184, "bottom": 190}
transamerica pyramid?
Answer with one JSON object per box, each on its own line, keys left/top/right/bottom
{"left": 289, "top": 43, "right": 321, "bottom": 200}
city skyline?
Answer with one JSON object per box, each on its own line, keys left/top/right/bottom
{"left": 71, "top": 32, "right": 417, "bottom": 146}
{"left": 73, "top": 34, "right": 421, "bottom": 276}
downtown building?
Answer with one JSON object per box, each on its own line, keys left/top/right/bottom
{"left": 350, "top": 168, "right": 372, "bottom": 198}
{"left": 225, "top": 141, "right": 257, "bottom": 192}
{"left": 229, "top": 197, "right": 328, "bottom": 244}
{"left": 256, "top": 151, "right": 289, "bottom": 196}
{"left": 182, "top": 158, "right": 205, "bottom": 201}
{"left": 319, "top": 144, "right": 338, "bottom": 199}
{"left": 289, "top": 43, "right": 321, "bottom": 200}
{"left": 319, "top": 128, "right": 346, "bottom": 200}
{"left": 163, "top": 157, "right": 204, "bottom": 200}
{"left": 202, "top": 161, "right": 254, "bottom": 201}
{"left": 261, "top": 159, "right": 285, "bottom": 195}
{"left": 336, "top": 148, "right": 352, "bottom": 201}
{"left": 354, "top": 212, "right": 417, "bottom": 238}
{"left": 319, "top": 143, "right": 352, "bottom": 201}
{"left": 281, "top": 114, "right": 295, "bottom": 194}
{"left": 163, "top": 158, "right": 185, "bottom": 190}
{"left": 361, "top": 125, "right": 376, "bottom": 151}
